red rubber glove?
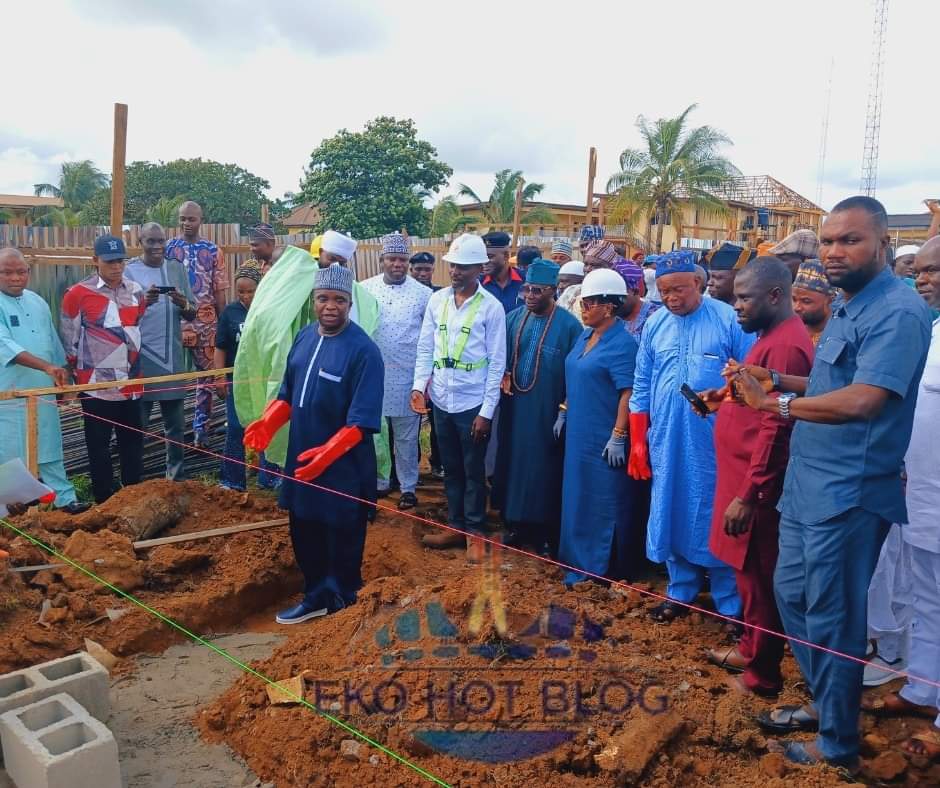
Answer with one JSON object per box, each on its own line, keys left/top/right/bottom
{"left": 294, "top": 426, "right": 363, "bottom": 482}
{"left": 243, "top": 399, "right": 291, "bottom": 452}
{"left": 627, "top": 412, "right": 652, "bottom": 480}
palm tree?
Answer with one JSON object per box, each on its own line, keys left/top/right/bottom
{"left": 457, "top": 169, "right": 558, "bottom": 226}
{"left": 429, "top": 196, "right": 475, "bottom": 237}
{"left": 34, "top": 160, "right": 109, "bottom": 212}
{"left": 31, "top": 207, "right": 82, "bottom": 228}
{"left": 145, "top": 195, "right": 186, "bottom": 227}
{"left": 606, "top": 105, "right": 739, "bottom": 253}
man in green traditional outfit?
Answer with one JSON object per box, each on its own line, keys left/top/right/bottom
{"left": 494, "top": 259, "right": 581, "bottom": 555}
{"left": 233, "top": 231, "right": 388, "bottom": 483}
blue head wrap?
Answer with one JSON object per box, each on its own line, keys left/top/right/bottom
{"left": 654, "top": 250, "right": 697, "bottom": 279}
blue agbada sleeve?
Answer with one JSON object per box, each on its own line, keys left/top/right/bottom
{"left": 346, "top": 342, "right": 384, "bottom": 434}
{"left": 277, "top": 334, "right": 299, "bottom": 404}
{"left": 629, "top": 321, "right": 654, "bottom": 413}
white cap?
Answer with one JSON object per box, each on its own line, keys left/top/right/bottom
{"left": 895, "top": 244, "right": 920, "bottom": 258}
{"left": 321, "top": 230, "right": 358, "bottom": 260}
{"left": 558, "top": 260, "right": 584, "bottom": 277}
{"left": 443, "top": 233, "right": 488, "bottom": 266}
{"left": 581, "top": 268, "right": 627, "bottom": 298}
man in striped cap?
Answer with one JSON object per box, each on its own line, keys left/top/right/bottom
{"left": 770, "top": 229, "right": 819, "bottom": 281}
{"left": 791, "top": 259, "right": 835, "bottom": 347}
{"left": 550, "top": 240, "right": 573, "bottom": 264}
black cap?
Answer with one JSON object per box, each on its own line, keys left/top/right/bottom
{"left": 410, "top": 252, "right": 435, "bottom": 265}
{"left": 94, "top": 235, "right": 127, "bottom": 262}
{"left": 482, "top": 231, "right": 511, "bottom": 249}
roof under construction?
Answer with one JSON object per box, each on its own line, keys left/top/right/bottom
{"left": 703, "top": 176, "right": 824, "bottom": 213}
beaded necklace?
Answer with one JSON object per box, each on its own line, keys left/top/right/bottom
{"left": 510, "top": 305, "right": 557, "bottom": 393}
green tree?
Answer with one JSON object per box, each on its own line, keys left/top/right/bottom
{"left": 429, "top": 196, "right": 475, "bottom": 237}
{"left": 299, "top": 117, "right": 452, "bottom": 238}
{"left": 456, "top": 170, "right": 558, "bottom": 225}
{"left": 34, "top": 160, "right": 109, "bottom": 211}
{"left": 606, "top": 104, "right": 739, "bottom": 252}
{"left": 145, "top": 195, "right": 186, "bottom": 227}
{"left": 79, "top": 159, "right": 272, "bottom": 227}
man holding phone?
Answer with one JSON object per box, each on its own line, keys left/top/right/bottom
{"left": 700, "top": 257, "right": 814, "bottom": 698}
{"left": 126, "top": 222, "right": 196, "bottom": 480}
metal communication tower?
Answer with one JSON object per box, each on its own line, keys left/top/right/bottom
{"left": 860, "top": 0, "right": 889, "bottom": 196}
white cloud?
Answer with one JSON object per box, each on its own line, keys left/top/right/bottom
{"left": 2, "top": 0, "right": 938, "bottom": 215}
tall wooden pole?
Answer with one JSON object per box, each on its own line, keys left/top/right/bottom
{"left": 511, "top": 179, "right": 524, "bottom": 255}
{"left": 260, "top": 202, "right": 270, "bottom": 224}
{"left": 110, "top": 103, "right": 128, "bottom": 238}
{"left": 585, "top": 147, "right": 597, "bottom": 227}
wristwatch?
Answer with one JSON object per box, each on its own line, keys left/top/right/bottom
{"left": 778, "top": 392, "right": 797, "bottom": 420}
{"left": 769, "top": 368, "right": 781, "bottom": 391}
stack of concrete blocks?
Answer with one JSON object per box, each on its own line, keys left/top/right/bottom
{"left": 0, "top": 652, "right": 119, "bottom": 788}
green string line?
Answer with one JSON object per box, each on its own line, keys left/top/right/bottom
{"left": 0, "top": 517, "right": 451, "bottom": 788}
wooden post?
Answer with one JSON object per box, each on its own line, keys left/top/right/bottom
{"left": 260, "top": 202, "right": 270, "bottom": 224}
{"left": 586, "top": 147, "right": 597, "bottom": 227}
{"left": 25, "top": 397, "right": 39, "bottom": 477}
{"left": 511, "top": 179, "right": 524, "bottom": 255}
{"left": 110, "top": 103, "right": 128, "bottom": 237}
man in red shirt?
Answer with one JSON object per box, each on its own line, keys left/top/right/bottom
{"left": 700, "top": 257, "right": 814, "bottom": 696}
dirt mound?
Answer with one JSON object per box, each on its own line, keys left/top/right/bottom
{"left": 199, "top": 504, "right": 855, "bottom": 788}
{"left": 0, "top": 478, "right": 291, "bottom": 674}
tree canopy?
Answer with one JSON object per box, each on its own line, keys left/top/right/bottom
{"left": 299, "top": 117, "right": 452, "bottom": 238}
{"left": 606, "top": 104, "right": 739, "bottom": 252}
{"left": 80, "top": 158, "right": 272, "bottom": 227}
{"left": 457, "top": 170, "right": 557, "bottom": 225}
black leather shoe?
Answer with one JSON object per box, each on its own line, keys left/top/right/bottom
{"left": 57, "top": 502, "right": 91, "bottom": 515}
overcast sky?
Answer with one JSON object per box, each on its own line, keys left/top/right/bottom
{"left": 2, "top": 0, "right": 937, "bottom": 215}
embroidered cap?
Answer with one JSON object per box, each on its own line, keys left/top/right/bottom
{"left": 315, "top": 263, "right": 353, "bottom": 294}
{"left": 524, "top": 259, "right": 560, "bottom": 286}
{"left": 792, "top": 259, "right": 833, "bottom": 295}
{"left": 654, "top": 250, "right": 697, "bottom": 278}
{"left": 380, "top": 232, "right": 410, "bottom": 257}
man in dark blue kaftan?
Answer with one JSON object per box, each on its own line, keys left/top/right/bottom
{"left": 495, "top": 261, "right": 581, "bottom": 554}
{"left": 244, "top": 264, "right": 384, "bottom": 624}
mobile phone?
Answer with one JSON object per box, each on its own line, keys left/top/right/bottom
{"left": 155, "top": 286, "right": 176, "bottom": 293}
{"left": 680, "top": 383, "right": 710, "bottom": 417}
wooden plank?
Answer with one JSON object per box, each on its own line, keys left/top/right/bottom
{"left": 0, "top": 367, "right": 233, "bottom": 401}
{"left": 25, "top": 397, "right": 39, "bottom": 476}
{"left": 110, "top": 103, "right": 128, "bottom": 236}
{"left": 586, "top": 147, "right": 597, "bottom": 227}
{"left": 132, "top": 517, "right": 290, "bottom": 549}
{"left": 511, "top": 179, "right": 524, "bottom": 255}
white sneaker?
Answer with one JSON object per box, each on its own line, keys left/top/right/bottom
{"left": 864, "top": 653, "right": 907, "bottom": 686}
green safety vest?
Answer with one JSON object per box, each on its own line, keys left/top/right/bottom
{"left": 433, "top": 290, "right": 488, "bottom": 372}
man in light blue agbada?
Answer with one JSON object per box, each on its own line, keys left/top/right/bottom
{"left": 0, "top": 248, "right": 87, "bottom": 512}
{"left": 628, "top": 251, "right": 754, "bottom": 623}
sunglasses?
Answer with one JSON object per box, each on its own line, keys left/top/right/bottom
{"left": 521, "top": 285, "right": 551, "bottom": 295}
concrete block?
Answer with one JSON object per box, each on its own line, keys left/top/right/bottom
{"left": 0, "top": 652, "right": 109, "bottom": 723}
{"left": 0, "top": 693, "right": 120, "bottom": 788}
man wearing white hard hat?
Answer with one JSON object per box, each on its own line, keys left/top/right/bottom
{"left": 411, "top": 234, "right": 507, "bottom": 560}
{"left": 557, "top": 268, "right": 641, "bottom": 586}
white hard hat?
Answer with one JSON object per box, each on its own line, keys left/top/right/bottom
{"left": 443, "top": 233, "right": 488, "bottom": 266}
{"left": 581, "top": 268, "right": 627, "bottom": 298}
{"left": 558, "top": 260, "right": 584, "bottom": 277}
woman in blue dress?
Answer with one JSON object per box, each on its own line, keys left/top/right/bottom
{"left": 558, "top": 269, "right": 639, "bottom": 586}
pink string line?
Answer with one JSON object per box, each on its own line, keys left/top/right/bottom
{"left": 29, "top": 392, "right": 940, "bottom": 693}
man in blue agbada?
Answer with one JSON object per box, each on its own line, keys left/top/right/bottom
{"left": 244, "top": 264, "right": 384, "bottom": 626}
{"left": 628, "top": 250, "right": 754, "bottom": 623}
{"left": 494, "top": 260, "right": 581, "bottom": 555}
{"left": 0, "top": 249, "right": 88, "bottom": 513}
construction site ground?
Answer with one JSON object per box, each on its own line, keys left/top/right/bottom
{"left": 1, "top": 477, "right": 938, "bottom": 787}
